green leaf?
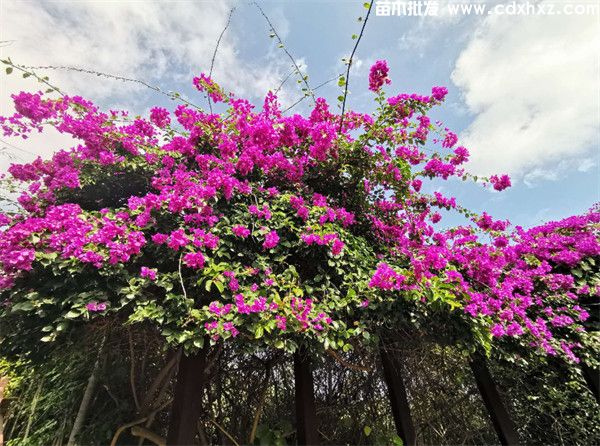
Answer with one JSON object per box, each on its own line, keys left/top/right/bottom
{"left": 392, "top": 434, "right": 404, "bottom": 446}
{"left": 363, "top": 2, "right": 371, "bottom": 8}
{"left": 56, "top": 321, "right": 69, "bottom": 332}
{"left": 12, "top": 301, "right": 34, "bottom": 312}
{"left": 5, "top": 67, "right": 13, "bottom": 74}
{"left": 255, "top": 326, "right": 264, "bottom": 339}
{"left": 363, "top": 426, "right": 372, "bottom": 437}
{"left": 64, "top": 310, "right": 80, "bottom": 319}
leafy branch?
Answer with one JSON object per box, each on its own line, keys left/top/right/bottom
{"left": 1, "top": 58, "right": 64, "bottom": 96}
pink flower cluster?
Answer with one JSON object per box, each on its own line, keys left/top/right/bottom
{"left": 262, "top": 230, "right": 280, "bottom": 250}
{"left": 490, "top": 174, "right": 512, "bottom": 191}
{"left": 368, "top": 60, "right": 391, "bottom": 92}
{"left": 0, "top": 60, "right": 595, "bottom": 361}
{"left": 301, "top": 232, "right": 345, "bottom": 256}
{"left": 369, "top": 263, "right": 407, "bottom": 290}
{"left": 86, "top": 301, "right": 107, "bottom": 312}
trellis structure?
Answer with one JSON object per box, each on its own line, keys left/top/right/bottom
{"left": 164, "top": 343, "right": 600, "bottom": 446}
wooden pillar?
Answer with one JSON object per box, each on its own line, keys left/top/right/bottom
{"left": 294, "top": 348, "right": 319, "bottom": 445}
{"left": 581, "top": 364, "right": 600, "bottom": 403}
{"left": 469, "top": 353, "right": 519, "bottom": 445}
{"left": 167, "top": 348, "right": 209, "bottom": 445}
{"left": 379, "top": 344, "right": 416, "bottom": 446}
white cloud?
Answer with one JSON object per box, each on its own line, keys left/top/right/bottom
{"left": 398, "top": 32, "right": 430, "bottom": 56}
{"left": 523, "top": 157, "right": 597, "bottom": 188}
{"left": 451, "top": 2, "right": 599, "bottom": 179}
{"left": 0, "top": 1, "right": 301, "bottom": 171}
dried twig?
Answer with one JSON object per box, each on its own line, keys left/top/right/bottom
{"left": 326, "top": 348, "right": 371, "bottom": 372}
{"left": 209, "top": 419, "right": 240, "bottom": 446}
{"left": 178, "top": 253, "right": 188, "bottom": 300}
{"left": 131, "top": 426, "right": 166, "bottom": 446}
{"left": 111, "top": 399, "right": 172, "bottom": 446}
{"left": 110, "top": 417, "right": 148, "bottom": 446}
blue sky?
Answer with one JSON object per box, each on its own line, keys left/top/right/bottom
{"left": 0, "top": 0, "right": 598, "bottom": 228}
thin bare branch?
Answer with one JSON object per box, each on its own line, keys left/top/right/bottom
{"left": 12, "top": 63, "right": 203, "bottom": 110}
{"left": 0, "top": 138, "right": 36, "bottom": 158}
{"left": 209, "top": 419, "right": 240, "bottom": 446}
{"left": 327, "top": 348, "right": 371, "bottom": 373}
{"left": 128, "top": 329, "right": 141, "bottom": 411}
{"left": 131, "top": 426, "right": 166, "bottom": 446}
{"left": 282, "top": 74, "right": 340, "bottom": 114}
{"left": 178, "top": 253, "right": 188, "bottom": 300}
{"left": 274, "top": 69, "right": 295, "bottom": 95}
{"left": 208, "top": 7, "right": 236, "bottom": 113}
{"left": 253, "top": 1, "right": 315, "bottom": 105}
{"left": 110, "top": 417, "right": 148, "bottom": 446}
{"left": 339, "top": 1, "right": 374, "bottom": 133}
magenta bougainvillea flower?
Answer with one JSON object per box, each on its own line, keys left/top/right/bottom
{"left": 0, "top": 62, "right": 596, "bottom": 362}
{"left": 368, "top": 59, "right": 391, "bottom": 92}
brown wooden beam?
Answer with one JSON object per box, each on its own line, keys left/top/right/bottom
{"left": 469, "top": 353, "right": 519, "bottom": 445}
{"left": 294, "top": 348, "right": 320, "bottom": 445}
{"left": 166, "top": 347, "right": 209, "bottom": 445}
{"left": 379, "top": 344, "right": 416, "bottom": 446}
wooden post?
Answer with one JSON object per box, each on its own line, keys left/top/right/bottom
{"left": 294, "top": 348, "right": 319, "bottom": 445}
{"left": 166, "top": 348, "right": 209, "bottom": 445}
{"left": 469, "top": 353, "right": 519, "bottom": 445}
{"left": 581, "top": 364, "right": 599, "bottom": 403}
{"left": 379, "top": 344, "right": 416, "bottom": 446}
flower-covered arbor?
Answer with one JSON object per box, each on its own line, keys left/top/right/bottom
{"left": 0, "top": 60, "right": 598, "bottom": 444}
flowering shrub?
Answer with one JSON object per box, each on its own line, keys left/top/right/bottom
{"left": 0, "top": 62, "right": 597, "bottom": 361}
